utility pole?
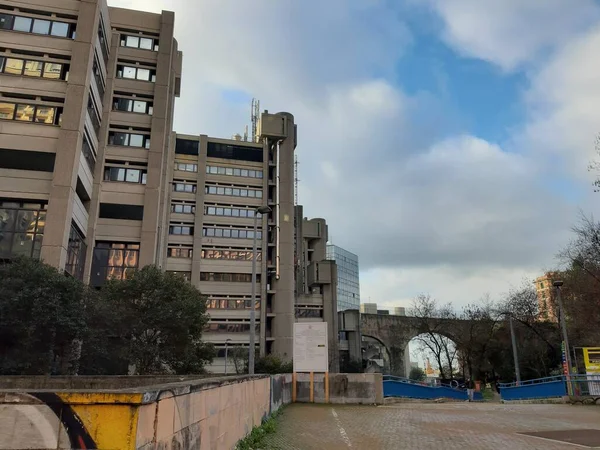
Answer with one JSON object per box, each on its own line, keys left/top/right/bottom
{"left": 509, "top": 316, "right": 521, "bottom": 385}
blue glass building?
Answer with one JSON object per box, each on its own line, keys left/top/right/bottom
{"left": 326, "top": 244, "right": 360, "bottom": 311}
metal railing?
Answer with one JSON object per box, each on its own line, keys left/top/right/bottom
{"left": 499, "top": 374, "right": 600, "bottom": 401}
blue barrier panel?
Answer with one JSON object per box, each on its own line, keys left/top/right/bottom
{"left": 499, "top": 376, "right": 566, "bottom": 401}
{"left": 383, "top": 376, "right": 483, "bottom": 401}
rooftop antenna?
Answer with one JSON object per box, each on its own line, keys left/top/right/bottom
{"left": 243, "top": 125, "right": 248, "bottom": 142}
{"left": 294, "top": 154, "right": 300, "bottom": 206}
{"left": 251, "top": 98, "right": 260, "bottom": 143}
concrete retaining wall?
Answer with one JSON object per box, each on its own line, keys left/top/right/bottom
{"left": 0, "top": 372, "right": 379, "bottom": 449}
{"left": 295, "top": 373, "right": 383, "bottom": 404}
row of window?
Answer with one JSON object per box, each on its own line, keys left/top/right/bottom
{"left": 169, "top": 225, "right": 193, "bottom": 236}
{"left": 171, "top": 203, "right": 195, "bottom": 214}
{"left": 173, "top": 183, "right": 196, "bottom": 193}
{"left": 117, "top": 64, "right": 156, "bottom": 82}
{"left": 200, "top": 272, "right": 260, "bottom": 282}
{"left": 168, "top": 247, "right": 193, "bottom": 258}
{"left": 0, "top": 204, "right": 46, "bottom": 260}
{"left": 0, "top": 102, "right": 61, "bottom": 125}
{"left": 0, "top": 13, "right": 75, "bottom": 39}
{"left": 113, "top": 98, "right": 153, "bottom": 115}
{"left": 202, "top": 249, "right": 262, "bottom": 261}
{"left": 120, "top": 35, "right": 159, "bottom": 51}
{"left": 204, "top": 323, "right": 259, "bottom": 333}
{"left": 205, "top": 205, "right": 259, "bottom": 218}
{"left": 0, "top": 56, "right": 66, "bottom": 80}
{"left": 89, "top": 243, "right": 139, "bottom": 286}
{"left": 206, "top": 165, "right": 263, "bottom": 179}
{"left": 205, "top": 185, "right": 263, "bottom": 198}
{"left": 103, "top": 167, "right": 147, "bottom": 185}
{"left": 207, "top": 299, "right": 259, "bottom": 310}
{"left": 175, "top": 162, "right": 198, "bottom": 173}
{"left": 296, "top": 308, "right": 324, "bottom": 318}
{"left": 202, "top": 227, "right": 262, "bottom": 240}
{"left": 108, "top": 131, "right": 151, "bottom": 148}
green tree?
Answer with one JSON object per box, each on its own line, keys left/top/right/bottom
{"left": 0, "top": 257, "right": 88, "bottom": 375}
{"left": 409, "top": 366, "right": 425, "bottom": 381}
{"left": 82, "top": 266, "right": 214, "bottom": 375}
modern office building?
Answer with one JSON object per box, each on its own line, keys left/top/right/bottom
{"left": 0, "top": 1, "right": 299, "bottom": 371}
{"left": 326, "top": 244, "right": 360, "bottom": 311}
{"left": 294, "top": 205, "right": 339, "bottom": 372}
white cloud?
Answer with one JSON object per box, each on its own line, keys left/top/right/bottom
{"left": 420, "top": 0, "right": 600, "bottom": 71}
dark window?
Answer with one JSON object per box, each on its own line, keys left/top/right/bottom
{"left": 113, "top": 97, "right": 153, "bottom": 115}
{"left": 207, "top": 142, "right": 263, "bottom": 162}
{"left": 0, "top": 149, "right": 55, "bottom": 172}
{"left": 175, "top": 138, "right": 199, "bottom": 156}
{"left": 0, "top": 201, "right": 46, "bottom": 260}
{"left": 199, "top": 272, "right": 260, "bottom": 283}
{"left": 99, "top": 203, "right": 144, "bottom": 221}
{"left": 97, "top": 17, "right": 109, "bottom": 63}
{"left": 92, "top": 56, "right": 105, "bottom": 99}
{"left": 169, "top": 225, "right": 193, "bottom": 235}
{"left": 103, "top": 166, "right": 147, "bottom": 184}
{"left": 65, "top": 223, "right": 86, "bottom": 280}
{"left": 90, "top": 242, "right": 139, "bottom": 287}
{"left": 81, "top": 133, "right": 96, "bottom": 172}
{"left": 87, "top": 94, "right": 101, "bottom": 137}
{"left": 0, "top": 14, "right": 15, "bottom": 30}
{"left": 0, "top": 12, "right": 75, "bottom": 38}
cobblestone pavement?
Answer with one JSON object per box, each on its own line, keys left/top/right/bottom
{"left": 260, "top": 402, "right": 600, "bottom": 449}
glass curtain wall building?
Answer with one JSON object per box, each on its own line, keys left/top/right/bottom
{"left": 326, "top": 244, "right": 360, "bottom": 311}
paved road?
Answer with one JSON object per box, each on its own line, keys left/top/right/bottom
{"left": 261, "top": 402, "right": 600, "bottom": 449}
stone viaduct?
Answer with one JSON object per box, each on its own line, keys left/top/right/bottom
{"left": 360, "top": 313, "right": 478, "bottom": 376}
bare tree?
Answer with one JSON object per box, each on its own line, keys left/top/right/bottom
{"left": 410, "top": 294, "right": 458, "bottom": 379}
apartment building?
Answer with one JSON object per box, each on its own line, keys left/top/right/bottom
{"left": 535, "top": 272, "right": 560, "bottom": 322}
{"left": 294, "top": 205, "right": 340, "bottom": 372}
{"left": 169, "top": 113, "right": 297, "bottom": 372}
{"left": 0, "top": 0, "right": 181, "bottom": 284}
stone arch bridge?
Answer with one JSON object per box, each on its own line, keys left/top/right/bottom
{"left": 360, "top": 313, "right": 478, "bottom": 376}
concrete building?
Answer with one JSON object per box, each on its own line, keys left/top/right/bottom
{"left": 326, "top": 244, "right": 360, "bottom": 311}
{"left": 294, "top": 205, "right": 339, "bottom": 372}
{"left": 170, "top": 113, "right": 297, "bottom": 372}
{"left": 0, "top": 0, "right": 182, "bottom": 282}
{"left": 360, "top": 303, "right": 378, "bottom": 314}
{"left": 0, "top": 1, "right": 299, "bottom": 372}
{"left": 535, "top": 272, "right": 559, "bottom": 322}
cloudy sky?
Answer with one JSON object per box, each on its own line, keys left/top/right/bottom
{"left": 110, "top": 0, "right": 600, "bottom": 310}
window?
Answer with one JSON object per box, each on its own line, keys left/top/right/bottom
{"left": 204, "top": 323, "right": 259, "bottom": 333}
{"left": 91, "top": 242, "right": 139, "bottom": 286}
{"left": 201, "top": 249, "right": 261, "bottom": 261}
{"left": 175, "top": 138, "right": 199, "bottom": 155}
{"left": 121, "top": 35, "right": 158, "bottom": 51}
{"left": 87, "top": 94, "right": 101, "bottom": 137}
{"left": 202, "top": 227, "right": 262, "bottom": 240}
{"left": 207, "top": 142, "right": 263, "bottom": 162}
{"left": 99, "top": 203, "right": 144, "bottom": 221}
{"left": 206, "top": 165, "right": 263, "bottom": 178}
{"left": 92, "top": 56, "right": 105, "bottom": 98}
{"left": 0, "top": 12, "right": 75, "bottom": 38}
{"left": 171, "top": 203, "right": 195, "bottom": 214}
{"left": 81, "top": 132, "right": 96, "bottom": 172}
{"left": 0, "top": 101, "right": 62, "bottom": 125}
{"left": 104, "top": 166, "right": 147, "bottom": 184}
{"left": 97, "top": 17, "right": 109, "bottom": 62}
{"left": 0, "top": 149, "right": 55, "bottom": 172}
{"left": 24, "top": 60, "right": 42, "bottom": 77}
{"left": 200, "top": 272, "right": 259, "bottom": 283}
{"left": 204, "top": 184, "right": 262, "bottom": 198}
{"left": 113, "top": 97, "right": 153, "bottom": 115}
{"left": 0, "top": 201, "right": 46, "bottom": 260}
{"left": 169, "top": 225, "right": 193, "bottom": 235}
{"left": 173, "top": 183, "right": 196, "bottom": 193}
{"left": 168, "top": 247, "right": 193, "bottom": 258}
{"left": 296, "top": 308, "right": 323, "bottom": 318}
{"left": 117, "top": 64, "right": 156, "bottom": 82}
{"left": 204, "top": 205, "right": 256, "bottom": 218}
{"left": 65, "top": 223, "right": 86, "bottom": 280}
{"left": 206, "top": 297, "right": 259, "bottom": 310}
{"left": 175, "top": 162, "right": 198, "bottom": 172}
{"left": 167, "top": 271, "right": 191, "bottom": 281}
{"left": 108, "top": 131, "right": 151, "bottom": 148}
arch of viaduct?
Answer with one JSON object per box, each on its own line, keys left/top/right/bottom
{"left": 360, "top": 313, "right": 477, "bottom": 376}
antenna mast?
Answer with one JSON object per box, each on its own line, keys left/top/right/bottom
{"left": 251, "top": 98, "right": 260, "bottom": 143}
{"left": 294, "top": 155, "right": 300, "bottom": 206}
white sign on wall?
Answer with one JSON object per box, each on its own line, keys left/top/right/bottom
{"left": 293, "top": 322, "right": 329, "bottom": 373}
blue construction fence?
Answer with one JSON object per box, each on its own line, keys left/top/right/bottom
{"left": 383, "top": 375, "right": 484, "bottom": 401}
{"left": 499, "top": 375, "right": 600, "bottom": 401}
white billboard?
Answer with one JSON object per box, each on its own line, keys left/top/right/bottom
{"left": 293, "top": 322, "right": 329, "bottom": 373}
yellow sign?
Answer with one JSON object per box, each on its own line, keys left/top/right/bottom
{"left": 583, "top": 347, "right": 600, "bottom": 373}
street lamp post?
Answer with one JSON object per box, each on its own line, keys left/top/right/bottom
{"left": 508, "top": 316, "right": 521, "bottom": 385}
{"left": 554, "top": 281, "right": 573, "bottom": 387}
{"left": 249, "top": 205, "right": 272, "bottom": 375}
{"left": 224, "top": 338, "right": 232, "bottom": 375}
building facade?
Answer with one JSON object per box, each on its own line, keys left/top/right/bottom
{"left": 535, "top": 272, "right": 559, "bottom": 322}
{"left": 295, "top": 205, "right": 340, "bottom": 372}
{"left": 360, "top": 303, "right": 377, "bottom": 314}
{"left": 0, "top": 1, "right": 299, "bottom": 371}
{"left": 326, "top": 244, "right": 360, "bottom": 311}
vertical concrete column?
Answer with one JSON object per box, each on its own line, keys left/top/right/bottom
{"left": 191, "top": 135, "right": 208, "bottom": 286}
{"left": 272, "top": 113, "right": 296, "bottom": 360}
{"left": 41, "top": 0, "right": 99, "bottom": 269}
{"left": 139, "top": 11, "right": 174, "bottom": 267}
{"left": 323, "top": 262, "right": 340, "bottom": 372}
